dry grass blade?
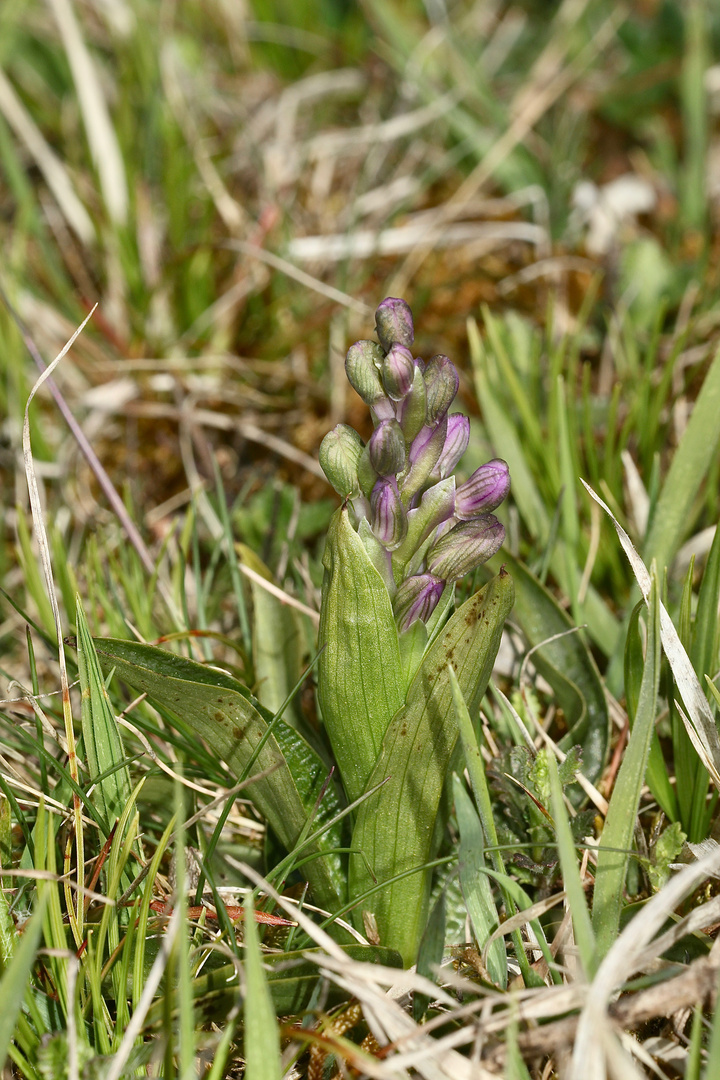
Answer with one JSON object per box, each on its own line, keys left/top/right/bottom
{"left": 47, "top": 0, "right": 128, "bottom": 224}
{"left": 23, "top": 309, "right": 96, "bottom": 943}
{"left": 570, "top": 844, "right": 720, "bottom": 1080}
{"left": 236, "top": 863, "right": 494, "bottom": 1080}
{"left": 0, "top": 67, "right": 93, "bottom": 243}
{"left": 389, "top": 3, "right": 626, "bottom": 294}
{"left": 227, "top": 240, "right": 372, "bottom": 314}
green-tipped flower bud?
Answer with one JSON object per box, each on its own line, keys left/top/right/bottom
{"left": 382, "top": 345, "right": 415, "bottom": 401}
{"left": 397, "top": 365, "right": 427, "bottom": 444}
{"left": 393, "top": 573, "right": 445, "bottom": 632}
{"left": 375, "top": 297, "right": 414, "bottom": 351}
{"left": 319, "top": 424, "right": 365, "bottom": 498}
{"left": 346, "top": 340, "right": 389, "bottom": 408}
{"left": 400, "top": 419, "right": 448, "bottom": 503}
{"left": 424, "top": 355, "right": 459, "bottom": 423}
{"left": 370, "top": 478, "right": 408, "bottom": 549}
{"left": 369, "top": 419, "right": 406, "bottom": 477}
{"left": 426, "top": 515, "right": 505, "bottom": 581}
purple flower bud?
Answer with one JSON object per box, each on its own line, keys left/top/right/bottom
{"left": 393, "top": 573, "right": 445, "bottom": 632}
{"left": 319, "top": 424, "right": 365, "bottom": 498}
{"left": 433, "top": 414, "right": 470, "bottom": 479}
{"left": 382, "top": 345, "right": 415, "bottom": 401}
{"left": 369, "top": 419, "right": 407, "bottom": 477}
{"left": 371, "top": 477, "right": 408, "bottom": 549}
{"left": 426, "top": 516, "right": 505, "bottom": 581}
{"left": 455, "top": 459, "right": 510, "bottom": 520}
{"left": 375, "top": 297, "right": 414, "bottom": 351}
{"left": 345, "top": 340, "right": 387, "bottom": 406}
{"left": 424, "top": 355, "right": 459, "bottom": 423}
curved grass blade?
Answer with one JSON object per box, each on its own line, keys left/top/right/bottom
{"left": 349, "top": 570, "right": 513, "bottom": 965}
{"left": 501, "top": 551, "right": 609, "bottom": 788}
{"left": 318, "top": 507, "right": 404, "bottom": 804}
{"left": 92, "top": 638, "right": 346, "bottom": 911}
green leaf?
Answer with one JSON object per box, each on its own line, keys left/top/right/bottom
{"left": 692, "top": 518, "right": 720, "bottom": 694}
{"left": 238, "top": 545, "right": 303, "bottom": 728}
{"left": 414, "top": 890, "right": 446, "bottom": 1021}
{"left": 318, "top": 507, "right": 404, "bottom": 804}
{"left": 625, "top": 602, "right": 677, "bottom": 820}
{"left": 0, "top": 893, "right": 47, "bottom": 1071}
{"left": 452, "top": 775, "right": 507, "bottom": 988}
{"left": 242, "top": 895, "right": 282, "bottom": 1080}
{"left": 647, "top": 821, "right": 687, "bottom": 891}
{"left": 92, "top": 638, "right": 346, "bottom": 911}
{"left": 644, "top": 344, "right": 720, "bottom": 572}
{"left": 500, "top": 552, "right": 609, "bottom": 789}
{"left": 0, "top": 796, "right": 14, "bottom": 970}
{"left": 146, "top": 945, "right": 402, "bottom": 1024}
{"left": 76, "top": 598, "right": 134, "bottom": 832}
{"left": 349, "top": 570, "right": 513, "bottom": 966}
{"left": 593, "top": 571, "right": 661, "bottom": 957}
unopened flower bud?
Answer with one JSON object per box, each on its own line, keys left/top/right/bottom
{"left": 375, "top": 297, "right": 414, "bottom": 351}
{"left": 393, "top": 573, "right": 445, "bottom": 632}
{"left": 382, "top": 345, "right": 415, "bottom": 401}
{"left": 424, "top": 355, "right": 459, "bottom": 423}
{"left": 319, "top": 424, "right": 365, "bottom": 498}
{"left": 345, "top": 340, "right": 387, "bottom": 406}
{"left": 434, "top": 414, "right": 470, "bottom": 479}
{"left": 369, "top": 419, "right": 406, "bottom": 477}
{"left": 426, "top": 516, "right": 505, "bottom": 581}
{"left": 455, "top": 459, "right": 510, "bottom": 520}
{"left": 396, "top": 365, "right": 427, "bottom": 443}
{"left": 400, "top": 419, "right": 448, "bottom": 503}
{"left": 371, "top": 477, "right": 408, "bottom": 549}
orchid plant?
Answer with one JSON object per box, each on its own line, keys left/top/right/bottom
{"left": 91, "top": 298, "right": 513, "bottom": 969}
{"left": 318, "top": 298, "right": 513, "bottom": 962}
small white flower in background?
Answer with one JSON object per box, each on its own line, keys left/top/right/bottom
{"left": 571, "top": 173, "right": 656, "bottom": 256}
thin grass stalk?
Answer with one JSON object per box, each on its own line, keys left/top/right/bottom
{"left": 23, "top": 314, "right": 96, "bottom": 944}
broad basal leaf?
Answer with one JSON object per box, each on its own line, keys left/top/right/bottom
{"left": 92, "top": 639, "right": 346, "bottom": 912}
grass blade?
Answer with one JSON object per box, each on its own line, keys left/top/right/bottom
{"left": 0, "top": 892, "right": 47, "bottom": 1070}
{"left": 76, "top": 597, "right": 134, "bottom": 833}
{"left": 547, "top": 754, "right": 597, "bottom": 978}
{"left": 242, "top": 893, "right": 282, "bottom": 1080}
{"left": 593, "top": 571, "right": 661, "bottom": 957}
{"left": 644, "top": 345, "right": 720, "bottom": 572}
{"left": 452, "top": 774, "right": 507, "bottom": 988}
